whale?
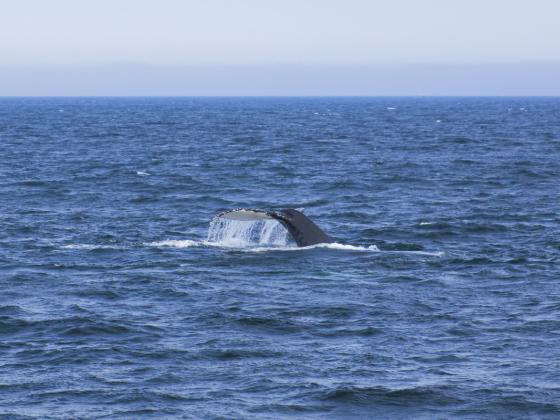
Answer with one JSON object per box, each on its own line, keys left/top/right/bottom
{"left": 215, "top": 208, "right": 335, "bottom": 247}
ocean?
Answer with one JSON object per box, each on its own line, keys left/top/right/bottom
{"left": 1, "top": 97, "right": 559, "bottom": 418}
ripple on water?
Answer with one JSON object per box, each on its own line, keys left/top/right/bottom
{"left": 1, "top": 97, "right": 560, "bottom": 418}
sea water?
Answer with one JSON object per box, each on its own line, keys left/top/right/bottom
{"left": 1, "top": 97, "right": 559, "bottom": 418}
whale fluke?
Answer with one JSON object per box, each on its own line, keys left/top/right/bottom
{"left": 216, "top": 208, "right": 334, "bottom": 247}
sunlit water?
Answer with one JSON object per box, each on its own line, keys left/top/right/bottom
{"left": 1, "top": 97, "right": 559, "bottom": 418}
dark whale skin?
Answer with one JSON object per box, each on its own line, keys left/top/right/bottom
{"left": 215, "top": 208, "right": 334, "bottom": 247}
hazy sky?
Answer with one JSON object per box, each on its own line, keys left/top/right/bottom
{"left": 1, "top": 0, "right": 560, "bottom": 95}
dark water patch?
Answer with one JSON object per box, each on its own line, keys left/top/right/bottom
{"left": 235, "top": 316, "right": 301, "bottom": 334}
{"left": 452, "top": 158, "right": 479, "bottom": 165}
{"left": 378, "top": 242, "right": 424, "bottom": 251}
{"left": 459, "top": 393, "right": 560, "bottom": 417}
{"left": 0, "top": 317, "right": 35, "bottom": 335}
{"left": 0, "top": 315, "right": 157, "bottom": 340}
{"left": 201, "top": 348, "right": 284, "bottom": 361}
{"left": 314, "top": 326, "right": 382, "bottom": 338}
{"left": 248, "top": 402, "right": 330, "bottom": 415}
{"left": 0, "top": 305, "right": 27, "bottom": 315}
{"left": 115, "top": 347, "right": 191, "bottom": 362}
{"left": 70, "top": 289, "right": 122, "bottom": 300}
{"left": 322, "top": 385, "right": 461, "bottom": 406}
{"left": 462, "top": 223, "right": 508, "bottom": 233}
{"left": 379, "top": 275, "right": 424, "bottom": 283}
{"left": 446, "top": 136, "right": 475, "bottom": 144}
{"left": 447, "top": 256, "right": 495, "bottom": 265}
{"left": 60, "top": 322, "right": 133, "bottom": 337}
{"left": 281, "top": 305, "right": 357, "bottom": 317}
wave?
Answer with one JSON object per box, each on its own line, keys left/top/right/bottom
{"left": 60, "top": 239, "right": 442, "bottom": 257}
{"left": 144, "top": 239, "right": 202, "bottom": 248}
{"left": 322, "top": 384, "right": 459, "bottom": 405}
{"left": 145, "top": 239, "right": 378, "bottom": 251}
{"left": 61, "top": 244, "right": 121, "bottom": 250}
{"left": 249, "top": 243, "right": 443, "bottom": 256}
{"left": 247, "top": 242, "right": 380, "bottom": 253}
{"left": 144, "top": 239, "right": 443, "bottom": 256}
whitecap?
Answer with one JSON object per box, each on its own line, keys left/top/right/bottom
{"left": 144, "top": 238, "right": 260, "bottom": 249}
{"left": 245, "top": 242, "right": 379, "bottom": 253}
{"left": 136, "top": 171, "right": 150, "bottom": 176}
{"left": 61, "top": 244, "right": 120, "bottom": 250}
{"left": 386, "top": 250, "right": 445, "bottom": 257}
{"left": 144, "top": 239, "right": 201, "bottom": 248}
{"left": 144, "top": 238, "right": 442, "bottom": 256}
{"left": 243, "top": 243, "right": 444, "bottom": 256}
{"left": 313, "top": 243, "right": 380, "bottom": 252}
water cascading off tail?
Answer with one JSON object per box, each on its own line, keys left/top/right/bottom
{"left": 207, "top": 217, "right": 291, "bottom": 247}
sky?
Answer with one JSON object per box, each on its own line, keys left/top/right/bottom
{"left": 1, "top": 0, "right": 559, "bottom": 95}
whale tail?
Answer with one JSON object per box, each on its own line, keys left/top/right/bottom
{"left": 215, "top": 208, "right": 334, "bottom": 247}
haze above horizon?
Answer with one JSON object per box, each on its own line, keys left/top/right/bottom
{"left": 1, "top": 0, "right": 560, "bottom": 95}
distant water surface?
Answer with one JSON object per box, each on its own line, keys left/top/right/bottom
{"left": 1, "top": 97, "right": 559, "bottom": 418}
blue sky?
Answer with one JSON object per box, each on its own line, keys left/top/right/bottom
{"left": 1, "top": 0, "right": 559, "bottom": 95}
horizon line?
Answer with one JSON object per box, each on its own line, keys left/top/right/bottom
{"left": 2, "top": 95, "right": 560, "bottom": 98}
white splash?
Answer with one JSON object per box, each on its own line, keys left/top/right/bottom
{"left": 248, "top": 242, "right": 380, "bottom": 253}
{"left": 206, "top": 217, "right": 290, "bottom": 247}
{"left": 136, "top": 171, "right": 150, "bottom": 176}
{"left": 145, "top": 239, "right": 201, "bottom": 248}
{"left": 143, "top": 217, "right": 443, "bottom": 257}
{"left": 316, "top": 243, "right": 379, "bottom": 251}
{"left": 61, "top": 244, "right": 120, "bottom": 250}
{"left": 143, "top": 237, "right": 442, "bottom": 256}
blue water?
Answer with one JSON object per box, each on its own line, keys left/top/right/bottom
{"left": 1, "top": 97, "right": 559, "bottom": 418}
